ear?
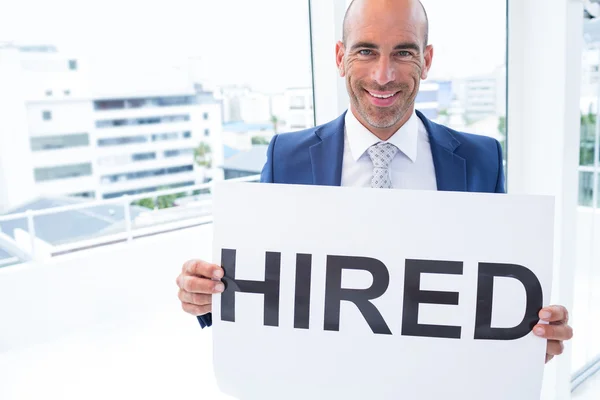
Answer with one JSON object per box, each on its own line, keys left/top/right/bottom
{"left": 421, "top": 45, "right": 434, "bottom": 80}
{"left": 335, "top": 41, "right": 346, "bottom": 77}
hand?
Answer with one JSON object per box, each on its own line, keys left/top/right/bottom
{"left": 176, "top": 259, "right": 224, "bottom": 316}
{"left": 533, "top": 305, "right": 573, "bottom": 363}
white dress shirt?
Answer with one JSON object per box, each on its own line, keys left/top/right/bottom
{"left": 340, "top": 108, "right": 438, "bottom": 190}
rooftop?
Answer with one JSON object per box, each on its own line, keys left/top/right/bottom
{"left": 0, "top": 196, "right": 148, "bottom": 246}
{"left": 222, "top": 121, "right": 274, "bottom": 133}
{"left": 220, "top": 145, "right": 269, "bottom": 173}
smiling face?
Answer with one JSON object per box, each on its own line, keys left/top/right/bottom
{"left": 336, "top": 0, "right": 433, "bottom": 140}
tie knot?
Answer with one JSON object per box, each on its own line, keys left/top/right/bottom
{"left": 367, "top": 142, "right": 398, "bottom": 169}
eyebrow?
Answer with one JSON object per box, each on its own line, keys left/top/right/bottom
{"left": 350, "top": 41, "right": 421, "bottom": 52}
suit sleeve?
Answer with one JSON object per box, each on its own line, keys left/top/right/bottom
{"left": 197, "top": 313, "right": 212, "bottom": 328}
{"left": 196, "top": 135, "right": 279, "bottom": 329}
{"left": 260, "top": 134, "right": 277, "bottom": 183}
{"left": 494, "top": 139, "right": 506, "bottom": 194}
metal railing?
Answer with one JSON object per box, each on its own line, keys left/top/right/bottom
{"left": 0, "top": 175, "right": 261, "bottom": 262}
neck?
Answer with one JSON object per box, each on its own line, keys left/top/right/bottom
{"left": 350, "top": 105, "right": 414, "bottom": 141}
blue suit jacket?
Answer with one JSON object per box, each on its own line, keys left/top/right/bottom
{"left": 197, "top": 110, "right": 505, "bottom": 328}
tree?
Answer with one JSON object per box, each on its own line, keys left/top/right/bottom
{"left": 134, "top": 198, "right": 155, "bottom": 209}
{"left": 157, "top": 193, "right": 178, "bottom": 209}
{"left": 194, "top": 142, "right": 212, "bottom": 168}
{"left": 271, "top": 115, "right": 279, "bottom": 134}
{"left": 251, "top": 136, "right": 270, "bottom": 145}
{"left": 580, "top": 111, "right": 597, "bottom": 165}
{"left": 497, "top": 116, "right": 506, "bottom": 137}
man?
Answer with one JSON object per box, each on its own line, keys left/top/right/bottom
{"left": 176, "top": 0, "right": 573, "bottom": 364}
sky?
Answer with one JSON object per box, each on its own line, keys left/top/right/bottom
{"left": 0, "top": 0, "right": 506, "bottom": 93}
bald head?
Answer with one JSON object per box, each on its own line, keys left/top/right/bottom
{"left": 343, "top": 0, "right": 429, "bottom": 48}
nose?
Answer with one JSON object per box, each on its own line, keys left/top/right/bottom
{"left": 372, "top": 57, "right": 395, "bottom": 86}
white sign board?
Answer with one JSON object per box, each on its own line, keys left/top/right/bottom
{"left": 211, "top": 182, "right": 554, "bottom": 400}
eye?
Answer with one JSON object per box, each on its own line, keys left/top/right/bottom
{"left": 397, "top": 51, "right": 412, "bottom": 57}
{"left": 359, "top": 49, "right": 373, "bottom": 56}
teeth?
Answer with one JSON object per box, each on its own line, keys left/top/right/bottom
{"left": 369, "top": 92, "right": 395, "bottom": 99}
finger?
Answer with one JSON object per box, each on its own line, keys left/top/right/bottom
{"left": 182, "top": 302, "right": 211, "bottom": 316}
{"left": 539, "top": 305, "right": 569, "bottom": 323}
{"left": 178, "top": 289, "right": 212, "bottom": 306}
{"left": 546, "top": 340, "right": 565, "bottom": 356}
{"left": 182, "top": 259, "right": 224, "bottom": 280}
{"left": 181, "top": 276, "right": 225, "bottom": 294}
{"left": 533, "top": 324, "right": 573, "bottom": 340}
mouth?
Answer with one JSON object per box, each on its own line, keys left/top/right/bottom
{"left": 365, "top": 89, "right": 400, "bottom": 107}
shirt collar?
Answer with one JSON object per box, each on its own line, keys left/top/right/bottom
{"left": 344, "top": 108, "right": 419, "bottom": 163}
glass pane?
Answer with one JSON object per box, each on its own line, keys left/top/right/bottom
{"left": 580, "top": 111, "right": 596, "bottom": 166}
{"left": 573, "top": 17, "right": 600, "bottom": 376}
{"left": 0, "top": 0, "right": 314, "bottom": 244}
{"left": 420, "top": 0, "right": 508, "bottom": 170}
{"left": 579, "top": 171, "right": 594, "bottom": 207}
{"left": 342, "top": 0, "right": 508, "bottom": 177}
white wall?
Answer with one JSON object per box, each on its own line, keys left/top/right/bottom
{"left": 507, "top": 1, "right": 583, "bottom": 398}
{"left": 31, "top": 146, "right": 95, "bottom": 168}
{"left": 571, "top": 208, "right": 600, "bottom": 372}
{"left": 0, "top": 224, "right": 212, "bottom": 351}
{"left": 27, "top": 100, "right": 95, "bottom": 136}
{"left": 0, "top": 47, "right": 37, "bottom": 212}
{"left": 190, "top": 102, "right": 224, "bottom": 182}
{"left": 0, "top": 224, "right": 231, "bottom": 400}
{"left": 35, "top": 175, "right": 97, "bottom": 197}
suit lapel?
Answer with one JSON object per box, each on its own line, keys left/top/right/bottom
{"left": 309, "top": 112, "right": 346, "bottom": 186}
{"left": 308, "top": 110, "right": 467, "bottom": 191}
{"left": 416, "top": 110, "right": 467, "bottom": 192}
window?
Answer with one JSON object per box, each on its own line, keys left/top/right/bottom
{"left": 34, "top": 163, "right": 93, "bottom": 182}
{"left": 102, "top": 181, "right": 195, "bottom": 199}
{"left": 131, "top": 152, "right": 156, "bottom": 161}
{"left": 101, "top": 164, "right": 193, "bottom": 184}
{"left": 164, "top": 148, "right": 194, "bottom": 158}
{"left": 95, "top": 115, "right": 190, "bottom": 128}
{"left": 42, "top": 111, "right": 52, "bottom": 121}
{"left": 97, "top": 135, "right": 148, "bottom": 147}
{"left": 68, "top": 60, "right": 78, "bottom": 70}
{"left": 98, "top": 152, "right": 156, "bottom": 166}
{"left": 411, "top": 0, "right": 507, "bottom": 166}
{"left": 94, "top": 100, "right": 125, "bottom": 110}
{"left": 204, "top": 129, "right": 210, "bottom": 137}
{"left": 580, "top": 111, "right": 596, "bottom": 166}
{"left": 70, "top": 191, "right": 95, "bottom": 199}
{"left": 183, "top": 131, "right": 192, "bottom": 139}
{"left": 152, "top": 132, "right": 179, "bottom": 142}
{"left": 289, "top": 96, "right": 305, "bottom": 110}
{"left": 45, "top": 90, "right": 52, "bottom": 96}
{"left": 97, "top": 154, "right": 131, "bottom": 166}
{"left": 203, "top": 112, "right": 209, "bottom": 120}
{"left": 94, "top": 96, "right": 197, "bottom": 111}
{"left": 64, "top": 90, "right": 71, "bottom": 96}
{"left": 31, "top": 133, "right": 90, "bottom": 151}
{"left": 574, "top": 16, "right": 600, "bottom": 379}
{"left": 126, "top": 98, "right": 146, "bottom": 108}
{"left": 157, "top": 96, "right": 197, "bottom": 107}
{"left": 415, "top": 90, "right": 438, "bottom": 103}
{"left": 578, "top": 171, "right": 594, "bottom": 207}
